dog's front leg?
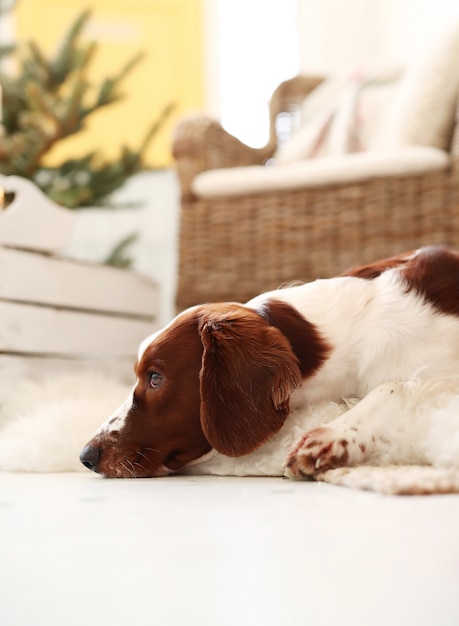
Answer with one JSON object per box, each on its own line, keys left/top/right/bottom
{"left": 285, "top": 381, "right": 427, "bottom": 478}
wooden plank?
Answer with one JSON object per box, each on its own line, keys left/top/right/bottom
{"left": 0, "top": 301, "right": 158, "bottom": 358}
{"left": 0, "top": 247, "right": 159, "bottom": 319}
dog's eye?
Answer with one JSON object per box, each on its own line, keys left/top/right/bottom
{"left": 149, "top": 372, "right": 163, "bottom": 388}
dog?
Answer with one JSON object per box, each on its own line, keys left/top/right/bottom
{"left": 79, "top": 245, "right": 459, "bottom": 479}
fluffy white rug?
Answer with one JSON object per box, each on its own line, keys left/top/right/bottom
{"left": 1, "top": 372, "right": 459, "bottom": 495}
{"left": 0, "top": 374, "right": 132, "bottom": 473}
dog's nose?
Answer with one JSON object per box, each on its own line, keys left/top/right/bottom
{"left": 79, "top": 445, "right": 101, "bottom": 472}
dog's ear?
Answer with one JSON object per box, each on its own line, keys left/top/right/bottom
{"left": 198, "top": 305, "right": 301, "bottom": 457}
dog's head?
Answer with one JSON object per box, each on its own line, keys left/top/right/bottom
{"left": 79, "top": 302, "right": 304, "bottom": 478}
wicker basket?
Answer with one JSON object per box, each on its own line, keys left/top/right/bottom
{"left": 173, "top": 75, "right": 459, "bottom": 312}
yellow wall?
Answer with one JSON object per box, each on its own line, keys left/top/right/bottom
{"left": 15, "top": 0, "right": 205, "bottom": 167}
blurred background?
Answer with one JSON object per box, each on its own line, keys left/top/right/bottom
{"left": 2, "top": 0, "right": 459, "bottom": 324}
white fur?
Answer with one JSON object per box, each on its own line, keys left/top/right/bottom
{"left": 99, "top": 388, "right": 136, "bottom": 435}
{"left": 251, "top": 272, "right": 459, "bottom": 405}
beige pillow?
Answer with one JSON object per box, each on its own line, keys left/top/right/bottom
{"left": 374, "top": 23, "right": 459, "bottom": 151}
{"left": 275, "top": 69, "right": 401, "bottom": 164}
{"left": 274, "top": 74, "right": 352, "bottom": 164}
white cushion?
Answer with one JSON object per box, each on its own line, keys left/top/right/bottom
{"left": 374, "top": 23, "right": 459, "bottom": 151}
{"left": 274, "top": 74, "right": 352, "bottom": 163}
{"left": 192, "top": 147, "right": 449, "bottom": 199}
{"left": 275, "top": 68, "right": 402, "bottom": 164}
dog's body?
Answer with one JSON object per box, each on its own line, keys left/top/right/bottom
{"left": 80, "top": 245, "right": 459, "bottom": 479}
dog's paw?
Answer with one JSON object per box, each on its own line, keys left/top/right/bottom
{"left": 285, "top": 426, "right": 363, "bottom": 479}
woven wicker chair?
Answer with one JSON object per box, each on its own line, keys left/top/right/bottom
{"left": 172, "top": 75, "right": 459, "bottom": 312}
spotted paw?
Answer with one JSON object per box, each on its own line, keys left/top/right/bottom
{"left": 286, "top": 426, "right": 362, "bottom": 478}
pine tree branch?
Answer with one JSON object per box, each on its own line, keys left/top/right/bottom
{"left": 64, "top": 72, "right": 90, "bottom": 130}
{"left": 0, "top": 8, "right": 174, "bottom": 209}
{"left": 113, "top": 50, "right": 146, "bottom": 84}
{"left": 26, "top": 41, "right": 51, "bottom": 84}
{"left": 50, "top": 8, "right": 92, "bottom": 84}
{"left": 103, "top": 232, "right": 138, "bottom": 268}
{"left": 138, "top": 101, "right": 175, "bottom": 155}
{"left": 91, "top": 51, "right": 145, "bottom": 112}
{"left": 24, "top": 81, "right": 61, "bottom": 126}
{"left": 0, "top": 43, "right": 15, "bottom": 58}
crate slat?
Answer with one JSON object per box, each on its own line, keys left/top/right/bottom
{"left": 0, "top": 301, "right": 157, "bottom": 358}
{"left": 0, "top": 247, "right": 159, "bottom": 319}
{"left": 0, "top": 175, "right": 75, "bottom": 252}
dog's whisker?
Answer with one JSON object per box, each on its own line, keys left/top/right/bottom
{"left": 120, "top": 460, "right": 136, "bottom": 478}
{"left": 142, "top": 447, "right": 164, "bottom": 455}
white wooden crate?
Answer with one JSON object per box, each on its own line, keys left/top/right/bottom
{"left": 0, "top": 175, "right": 160, "bottom": 362}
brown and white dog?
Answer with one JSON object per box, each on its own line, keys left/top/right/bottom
{"left": 80, "top": 245, "right": 459, "bottom": 479}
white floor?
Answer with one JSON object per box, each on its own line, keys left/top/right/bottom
{"left": 2, "top": 472, "right": 459, "bottom": 626}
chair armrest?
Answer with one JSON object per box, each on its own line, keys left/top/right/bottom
{"left": 172, "top": 115, "right": 273, "bottom": 197}
{"left": 268, "top": 75, "right": 324, "bottom": 143}
{"left": 451, "top": 106, "right": 459, "bottom": 158}
{"left": 172, "top": 75, "right": 325, "bottom": 197}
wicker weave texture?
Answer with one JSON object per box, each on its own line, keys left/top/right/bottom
{"left": 174, "top": 75, "right": 459, "bottom": 312}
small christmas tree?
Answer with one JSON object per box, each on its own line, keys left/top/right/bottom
{"left": 0, "top": 7, "right": 173, "bottom": 209}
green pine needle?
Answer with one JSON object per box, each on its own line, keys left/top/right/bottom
{"left": 103, "top": 232, "right": 139, "bottom": 268}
